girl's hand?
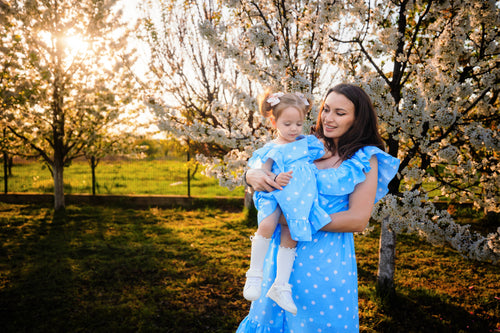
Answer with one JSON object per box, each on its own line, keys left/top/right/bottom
{"left": 274, "top": 171, "right": 293, "bottom": 187}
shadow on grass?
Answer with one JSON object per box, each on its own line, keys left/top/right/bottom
{"left": 0, "top": 203, "right": 250, "bottom": 333}
{"left": 356, "top": 229, "right": 499, "bottom": 333}
{"left": 359, "top": 286, "right": 497, "bottom": 333}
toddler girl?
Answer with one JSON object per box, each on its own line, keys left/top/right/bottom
{"left": 243, "top": 91, "right": 331, "bottom": 315}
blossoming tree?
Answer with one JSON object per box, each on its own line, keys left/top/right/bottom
{"left": 144, "top": 0, "right": 499, "bottom": 292}
{"left": 1, "top": 0, "right": 139, "bottom": 210}
{"left": 325, "top": 0, "right": 499, "bottom": 292}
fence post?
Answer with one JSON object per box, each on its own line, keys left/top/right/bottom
{"left": 3, "top": 151, "right": 8, "bottom": 194}
{"left": 186, "top": 149, "right": 191, "bottom": 198}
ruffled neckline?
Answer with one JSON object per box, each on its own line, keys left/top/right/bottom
{"left": 315, "top": 146, "right": 400, "bottom": 203}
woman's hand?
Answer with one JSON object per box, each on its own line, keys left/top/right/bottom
{"left": 246, "top": 169, "right": 293, "bottom": 192}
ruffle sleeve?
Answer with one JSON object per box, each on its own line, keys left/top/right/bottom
{"left": 316, "top": 146, "right": 400, "bottom": 204}
{"left": 306, "top": 135, "right": 327, "bottom": 161}
{"left": 248, "top": 142, "right": 285, "bottom": 172}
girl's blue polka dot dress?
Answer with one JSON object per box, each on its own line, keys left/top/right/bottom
{"left": 238, "top": 146, "right": 400, "bottom": 332}
{"left": 248, "top": 135, "right": 332, "bottom": 241}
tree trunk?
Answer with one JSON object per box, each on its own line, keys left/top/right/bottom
{"left": 377, "top": 216, "right": 397, "bottom": 296}
{"left": 244, "top": 188, "right": 253, "bottom": 209}
{"left": 7, "top": 155, "right": 13, "bottom": 176}
{"left": 53, "top": 160, "right": 65, "bottom": 211}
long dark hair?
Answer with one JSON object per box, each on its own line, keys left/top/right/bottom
{"left": 314, "top": 83, "right": 384, "bottom": 161}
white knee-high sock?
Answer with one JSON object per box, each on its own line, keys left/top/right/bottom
{"left": 275, "top": 246, "right": 296, "bottom": 285}
{"left": 248, "top": 234, "right": 272, "bottom": 272}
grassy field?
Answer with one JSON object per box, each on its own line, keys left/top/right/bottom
{"left": 0, "top": 202, "right": 498, "bottom": 332}
{"left": 4, "top": 159, "right": 245, "bottom": 197}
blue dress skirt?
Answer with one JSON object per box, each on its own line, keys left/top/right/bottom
{"left": 237, "top": 146, "right": 400, "bottom": 332}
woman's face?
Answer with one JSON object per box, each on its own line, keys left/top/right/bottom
{"left": 320, "top": 92, "right": 355, "bottom": 143}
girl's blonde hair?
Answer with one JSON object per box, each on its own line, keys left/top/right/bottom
{"left": 258, "top": 89, "right": 311, "bottom": 120}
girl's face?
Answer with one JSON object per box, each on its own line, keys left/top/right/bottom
{"left": 321, "top": 92, "right": 355, "bottom": 144}
{"left": 273, "top": 106, "right": 304, "bottom": 143}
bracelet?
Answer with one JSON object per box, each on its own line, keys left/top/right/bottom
{"left": 243, "top": 170, "right": 252, "bottom": 188}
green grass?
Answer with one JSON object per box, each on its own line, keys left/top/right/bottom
{"left": 4, "top": 159, "right": 245, "bottom": 197}
{"left": 0, "top": 203, "right": 498, "bottom": 333}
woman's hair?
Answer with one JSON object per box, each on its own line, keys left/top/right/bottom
{"left": 258, "top": 89, "right": 311, "bottom": 120}
{"left": 314, "top": 83, "right": 385, "bottom": 161}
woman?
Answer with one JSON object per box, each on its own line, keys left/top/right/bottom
{"left": 237, "top": 84, "right": 400, "bottom": 332}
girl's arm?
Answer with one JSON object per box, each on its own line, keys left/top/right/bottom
{"left": 320, "top": 156, "right": 378, "bottom": 233}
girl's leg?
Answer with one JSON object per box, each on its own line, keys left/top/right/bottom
{"left": 275, "top": 224, "right": 297, "bottom": 285}
{"left": 243, "top": 207, "right": 281, "bottom": 301}
{"left": 266, "top": 222, "right": 298, "bottom": 314}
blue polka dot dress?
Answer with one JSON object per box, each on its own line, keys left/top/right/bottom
{"left": 248, "top": 135, "right": 332, "bottom": 241}
{"left": 237, "top": 146, "right": 400, "bottom": 332}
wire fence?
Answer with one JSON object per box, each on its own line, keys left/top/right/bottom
{"left": 1, "top": 157, "right": 245, "bottom": 198}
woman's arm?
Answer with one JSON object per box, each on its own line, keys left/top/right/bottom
{"left": 245, "top": 168, "right": 293, "bottom": 192}
{"left": 321, "top": 155, "right": 379, "bottom": 233}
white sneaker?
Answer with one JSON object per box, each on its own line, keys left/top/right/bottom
{"left": 243, "top": 270, "right": 263, "bottom": 301}
{"left": 266, "top": 282, "right": 297, "bottom": 315}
